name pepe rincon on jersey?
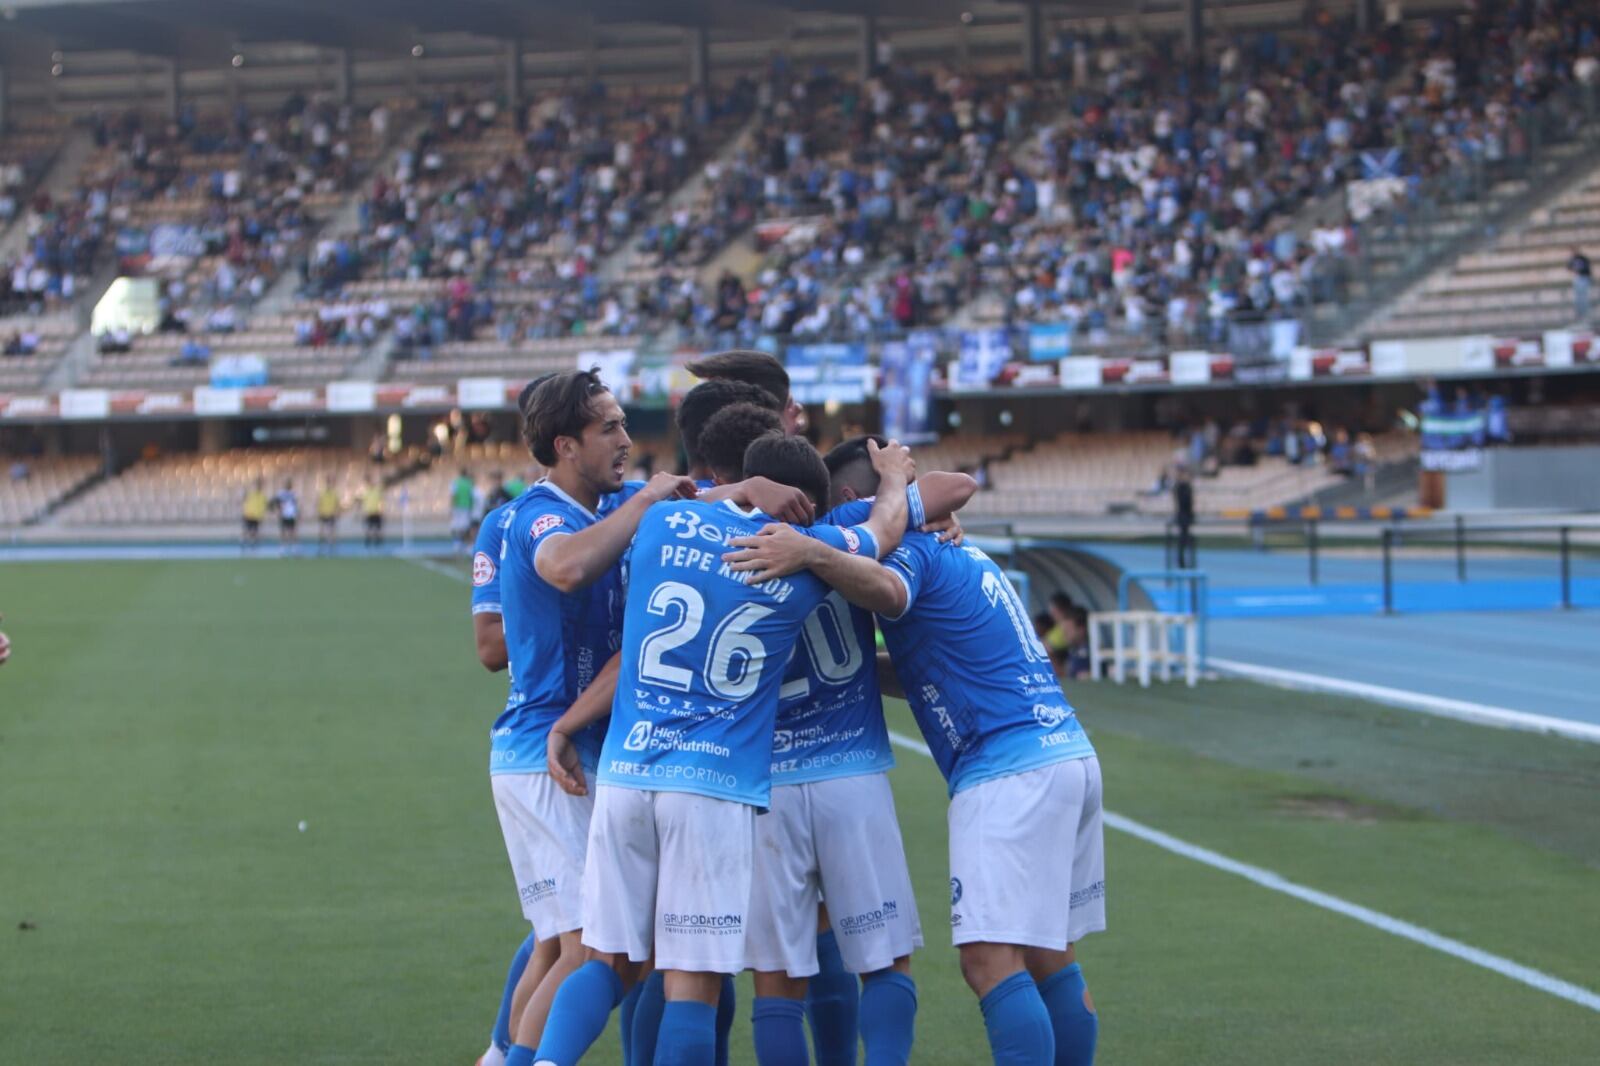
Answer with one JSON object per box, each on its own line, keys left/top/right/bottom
{"left": 595, "top": 498, "right": 879, "bottom": 808}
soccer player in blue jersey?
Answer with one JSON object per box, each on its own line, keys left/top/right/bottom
{"left": 533, "top": 435, "right": 916, "bottom": 1066}
{"left": 724, "top": 436, "right": 1106, "bottom": 1066}
{"left": 677, "top": 362, "right": 862, "bottom": 1066}
{"left": 495, "top": 370, "right": 813, "bottom": 1066}
{"left": 493, "top": 370, "right": 701, "bottom": 1066}
{"left": 469, "top": 377, "right": 547, "bottom": 1066}
{"left": 695, "top": 406, "right": 979, "bottom": 1066}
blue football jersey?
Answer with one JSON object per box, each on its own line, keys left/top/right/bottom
{"left": 494, "top": 480, "right": 643, "bottom": 776}
{"left": 470, "top": 499, "right": 515, "bottom": 616}
{"left": 769, "top": 498, "right": 901, "bottom": 786}
{"left": 598, "top": 498, "right": 879, "bottom": 808}
{"left": 880, "top": 533, "right": 1095, "bottom": 796}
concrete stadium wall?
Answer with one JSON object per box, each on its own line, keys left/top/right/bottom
{"left": 1447, "top": 445, "right": 1600, "bottom": 511}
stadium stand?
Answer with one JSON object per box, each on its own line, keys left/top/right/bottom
{"left": 1373, "top": 166, "right": 1600, "bottom": 338}
{"left": 0, "top": 453, "right": 101, "bottom": 526}
{"left": 79, "top": 306, "right": 375, "bottom": 388}
{"left": 963, "top": 429, "right": 1417, "bottom": 517}
{"left": 52, "top": 447, "right": 380, "bottom": 526}
{"left": 0, "top": 312, "right": 79, "bottom": 391}
{"left": 401, "top": 442, "right": 545, "bottom": 524}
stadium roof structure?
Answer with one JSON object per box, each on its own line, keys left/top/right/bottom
{"left": 0, "top": 0, "right": 1265, "bottom": 65}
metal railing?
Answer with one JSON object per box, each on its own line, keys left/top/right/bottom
{"left": 1377, "top": 522, "right": 1587, "bottom": 614}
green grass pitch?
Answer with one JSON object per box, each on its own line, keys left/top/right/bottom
{"left": 2, "top": 557, "right": 1598, "bottom": 1064}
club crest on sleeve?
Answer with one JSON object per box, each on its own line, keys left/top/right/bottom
{"left": 530, "top": 513, "right": 565, "bottom": 539}
{"left": 472, "top": 551, "right": 496, "bottom": 586}
{"left": 842, "top": 527, "right": 862, "bottom": 554}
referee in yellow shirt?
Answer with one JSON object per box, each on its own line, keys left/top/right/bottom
{"left": 241, "top": 478, "right": 268, "bottom": 550}
{"left": 316, "top": 477, "right": 342, "bottom": 555}
{"left": 361, "top": 477, "right": 385, "bottom": 549}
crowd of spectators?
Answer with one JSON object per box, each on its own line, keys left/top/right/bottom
{"left": 314, "top": 83, "right": 757, "bottom": 347}
{"left": 644, "top": 1, "right": 1600, "bottom": 351}
{"left": 10, "top": 0, "right": 1600, "bottom": 366}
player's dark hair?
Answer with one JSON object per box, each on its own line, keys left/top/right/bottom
{"left": 698, "top": 402, "right": 783, "bottom": 484}
{"left": 822, "top": 434, "right": 889, "bottom": 504}
{"left": 745, "top": 434, "right": 831, "bottom": 513}
{"left": 518, "top": 372, "right": 556, "bottom": 446}
{"left": 1049, "top": 591, "right": 1076, "bottom": 612}
{"left": 525, "top": 369, "right": 609, "bottom": 467}
{"left": 687, "top": 350, "right": 791, "bottom": 405}
{"left": 678, "top": 380, "right": 782, "bottom": 468}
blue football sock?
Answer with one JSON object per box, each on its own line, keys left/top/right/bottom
{"left": 807, "top": 931, "right": 860, "bottom": 1066}
{"left": 620, "top": 979, "right": 644, "bottom": 1065}
{"left": 654, "top": 1000, "right": 717, "bottom": 1066}
{"left": 859, "top": 972, "right": 917, "bottom": 1066}
{"left": 752, "top": 996, "right": 809, "bottom": 1066}
{"left": 505, "top": 1046, "right": 537, "bottom": 1066}
{"left": 979, "top": 971, "right": 1055, "bottom": 1066}
{"left": 715, "top": 974, "right": 736, "bottom": 1066}
{"left": 532, "top": 961, "right": 623, "bottom": 1066}
{"left": 493, "top": 932, "right": 539, "bottom": 1053}
{"left": 630, "top": 972, "right": 667, "bottom": 1066}
{"left": 1037, "top": 963, "right": 1097, "bottom": 1066}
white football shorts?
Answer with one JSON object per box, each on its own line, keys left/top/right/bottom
{"left": 581, "top": 785, "right": 756, "bottom": 974}
{"left": 491, "top": 771, "right": 594, "bottom": 934}
{"left": 948, "top": 756, "right": 1105, "bottom": 950}
{"left": 746, "top": 773, "right": 923, "bottom": 977}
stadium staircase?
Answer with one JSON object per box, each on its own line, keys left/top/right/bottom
{"left": 23, "top": 463, "right": 108, "bottom": 527}
{"left": 1312, "top": 92, "right": 1600, "bottom": 345}
{"left": 595, "top": 112, "right": 761, "bottom": 286}
{"left": 254, "top": 115, "right": 431, "bottom": 316}
{"left": 1300, "top": 455, "right": 1420, "bottom": 513}
{"left": 0, "top": 127, "right": 94, "bottom": 262}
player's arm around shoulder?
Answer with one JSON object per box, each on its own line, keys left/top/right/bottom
{"left": 859, "top": 438, "right": 915, "bottom": 559}
{"left": 534, "top": 472, "right": 696, "bottom": 592}
{"left": 721, "top": 524, "right": 908, "bottom": 618}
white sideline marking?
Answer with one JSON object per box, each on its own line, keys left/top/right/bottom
{"left": 1208, "top": 657, "right": 1600, "bottom": 745}
{"left": 404, "top": 555, "right": 471, "bottom": 582}
{"left": 885, "top": 730, "right": 1600, "bottom": 1014}
{"left": 409, "top": 561, "right": 1600, "bottom": 1014}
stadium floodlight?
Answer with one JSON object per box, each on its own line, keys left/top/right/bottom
{"left": 410, "top": 43, "right": 424, "bottom": 58}
{"left": 231, "top": 54, "right": 244, "bottom": 68}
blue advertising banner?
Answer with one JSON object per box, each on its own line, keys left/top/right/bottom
{"left": 1028, "top": 321, "right": 1071, "bottom": 362}
{"left": 954, "top": 328, "right": 1012, "bottom": 388}
{"left": 785, "top": 343, "right": 872, "bottom": 404}
{"left": 879, "top": 333, "right": 937, "bottom": 443}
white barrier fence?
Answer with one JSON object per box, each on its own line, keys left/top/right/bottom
{"left": 1088, "top": 611, "right": 1199, "bottom": 688}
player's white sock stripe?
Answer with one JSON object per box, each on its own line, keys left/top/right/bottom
{"left": 1207, "top": 657, "right": 1600, "bottom": 744}
{"left": 885, "top": 730, "right": 1600, "bottom": 1015}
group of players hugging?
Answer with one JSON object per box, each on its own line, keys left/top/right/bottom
{"left": 465, "top": 351, "right": 1104, "bottom": 1066}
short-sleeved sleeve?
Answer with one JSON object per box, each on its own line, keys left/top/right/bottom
{"left": 525, "top": 499, "right": 578, "bottom": 562}
{"left": 821, "top": 480, "right": 925, "bottom": 532}
{"left": 797, "top": 520, "right": 879, "bottom": 561}
{"left": 881, "top": 541, "right": 927, "bottom": 620}
{"left": 470, "top": 506, "right": 507, "bottom": 615}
